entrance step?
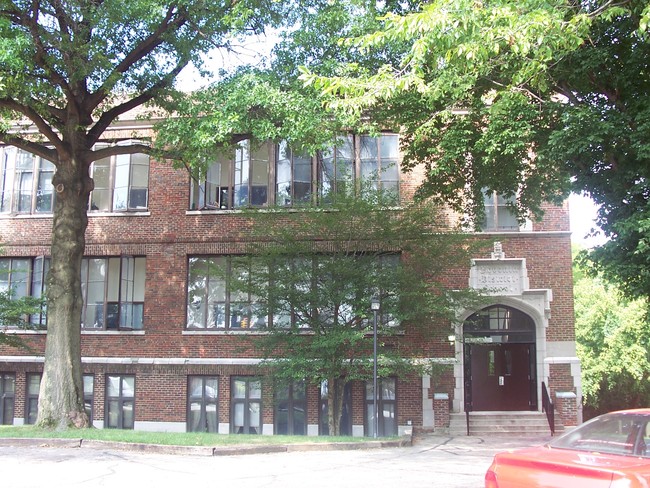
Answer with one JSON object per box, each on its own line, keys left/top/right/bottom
{"left": 449, "top": 411, "right": 558, "bottom": 437}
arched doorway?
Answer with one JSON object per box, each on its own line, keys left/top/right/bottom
{"left": 463, "top": 305, "right": 537, "bottom": 411}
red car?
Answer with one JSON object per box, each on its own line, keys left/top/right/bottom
{"left": 485, "top": 409, "right": 650, "bottom": 488}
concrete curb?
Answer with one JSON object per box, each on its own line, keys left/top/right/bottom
{"left": 0, "top": 435, "right": 412, "bottom": 457}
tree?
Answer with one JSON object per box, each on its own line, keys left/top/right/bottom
{"left": 217, "top": 193, "right": 477, "bottom": 435}
{"left": 301, "top": 0, "right": 650, "bottom": 299}
{"left": 573, "top": 246, "right": 650, "bottom": 417}
{"left": 0, "top": 0, "right": 293, "bottom": 429}
{"left": 0, "top": 290, "right": 43, "bottom": 349}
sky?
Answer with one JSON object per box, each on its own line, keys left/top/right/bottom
{"left": 569, "top": 193, "right": 606, "bottom": 248}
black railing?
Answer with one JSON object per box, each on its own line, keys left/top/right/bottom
{"left": 541, "top": 382, "right": 555, "bottom": 436}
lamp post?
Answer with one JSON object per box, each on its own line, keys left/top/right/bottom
{"left": 370, "top": 296, "right": 380, "bottom": 438}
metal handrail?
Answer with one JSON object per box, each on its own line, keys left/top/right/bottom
{"left": 541, "top": 382, "right": 555, "bottom": 436}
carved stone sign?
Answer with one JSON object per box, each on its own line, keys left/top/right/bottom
{"left": 470, "top": 259, "right": 527, "bottom": 295}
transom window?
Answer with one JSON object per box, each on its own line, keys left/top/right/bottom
{"left": 231, "top": 377, "right": 261, "bottom": 434}
{"left": 81, "top": 256, "right": 145, "bottom": 330}
{"left": 0, "top": 147, "right": 55, "bottom": 214}
{"left": 105, "top": 374, "right": 135, "bottom": 429}
{"left": 189, "top": 133, "right": 400, "bottom": 210}
{"left": 187, "top": 376, "right": 219, "bottom": 433}
{"left": 88, "top": 142, "right": 149, "bottom": 212}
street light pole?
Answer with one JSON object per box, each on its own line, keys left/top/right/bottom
{"left": 371, "top": 296, "right": 380, "bottom": 439}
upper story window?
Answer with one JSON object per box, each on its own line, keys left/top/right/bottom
{"left": 0, "top": 256, "right": 48, "bottom": 326}
{"left": 89, "top": 142, "right": 150, "bottom": 212}
{"left": 0, "top": 147, "right": 55, "bottom": 214}
{"left": 189, "top": 133, "right": 400, "bottom": 210}
{"left": 481, "top": 190, "right": 519, "bottom": 231}
{"left": 81, "top": 256, "right": 145, "bottom": 330}
{"left": 190, "top": 140, "right": 271, "bottom": 210}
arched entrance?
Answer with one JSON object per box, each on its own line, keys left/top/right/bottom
{"left": 463, "top": 305, "right": 538, "bottom": 411}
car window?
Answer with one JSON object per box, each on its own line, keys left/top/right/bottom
{"left": 551, "top": 414, "right": 648, "bottom": 457}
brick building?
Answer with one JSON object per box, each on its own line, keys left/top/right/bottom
{"left": 0, "top": 118, "right": 581, "bottom": 435}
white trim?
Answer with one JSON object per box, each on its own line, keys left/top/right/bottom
{"left": 0, "top": 356, "right": 266, "bottom": 365}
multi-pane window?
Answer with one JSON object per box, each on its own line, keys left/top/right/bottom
{"left": 25, "top": 373, "right": 41, "bottom": 425}
{"left": 0, "top": 147, "right": 55, "bottom": 214}
{"left": 276, "top": 142, "right": 312, "bottom": 206}
{"left": 83, "top": 374, "right": 94, "bottom": 424}
{"left": 0, "top": 373, "right": 15, "bottom": 425}
{"left": 187, "top": 256, "right": 266, "bottom": 330}
{"left": 365, "top": 377, "right": 397, "bottom": 437}
{"left": 88, "top": 144, "right": 149, "bottom": 212}
{"left": 481, "top": 191, "right": 519, "bottom": 231}
{"left": 319, "top": 380, "right": 352, "bottom": 436}
{"left": 105, "top": 375, "right": 135, "bottom": 429}
{"left": 189, "top": 134, "right": 400, "bottom": 210}
{"left": 190, "top": 140, "right": 271, "bottom": 210}
{"left": 80, "top": 256, "right": 145, "bottom": 330}
{"left": 0, "top": 257, "right": 48, "bottom": 327}
{"left": 187, "top": 376, "right": 218, "bottom": 433}
{"left": 275, "top": 381, "right": 306, "bottom": 435}
{"left": 359, "top": 135, "right": 400, "bottom": 203}
{"left": 231, "top": 377, "right": 262, "bottom": 434}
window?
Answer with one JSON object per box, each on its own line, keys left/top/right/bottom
{"left": 88, "top": 143, "right": 149, "bottom": 212}
{"left": 0, "top": 147, "right": 55, "bottom": 214}
{"left": 366, "top": 377, "right": 397, "bottom": 437}
{"left": 187, "top": 376, "right": 218, "bottom": 433}
{"left": 319, "top": 380, "right": 352, "bottom": 436}
{"left": 359, "top": 134, "right": 400, "bottom": 204}
{"left": 80, "top": 256, "right": 145, "bottom": 330}
{"left": 189, "top": 134, "right": 400, "bottom": 210}
{"left": 276, "top": 142, "right": 312, "bottom": 206}
{"left": 481, "top": 191, "right": 519, "bottom": 231}
{"left": 231, "top": 377, "right": 261, "bottom": 434}
{"left": 275, "top": 380, "right": 306, "bottom": 435}
{"left": 190, "top": 140, "right": 271, "bottom": 210}
{"left": 0, "top": 373, "right": 15, "bottom": 425}
{"left": 25, "top": 373, "right": 41, "bottom": 425}
{"left": 187, "top": 256, "right": 266, "bottom": 330}
{"left": 83, "top": 374, "right": 94, "bottom": 424}
{"left": 105, "top": 375, "right": 134, "bottom": 429}
{"left": 319, "top": 135, "right": 355, "bottom": 202}
{"left": 0, "top": 257, "right": 48, "bottom": 327}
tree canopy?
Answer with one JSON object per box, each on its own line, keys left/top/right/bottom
{"left": 301, "top": 0, "right": 650, "bottom": 298}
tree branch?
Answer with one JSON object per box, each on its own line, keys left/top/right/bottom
{"left": 0, "top": 132, "right": 57, "bottom": 162}
{"left": 0, "top": 97, "right": 63, "bottom": 150}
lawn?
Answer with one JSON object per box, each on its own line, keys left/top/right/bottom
{"left": 0, "top": 426, "right": 365, "bottom": 447}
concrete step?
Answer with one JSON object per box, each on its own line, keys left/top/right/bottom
{"left": 449, "top": 411, "right": 559, "bottom": 436}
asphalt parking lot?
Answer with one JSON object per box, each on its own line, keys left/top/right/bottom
{"left": 0, "top": 434, "right": 552, "bottom": 488}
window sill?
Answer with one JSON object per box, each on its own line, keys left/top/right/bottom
{"left": 81, "top": 330, "right": 145, "bottom": 335}
{"left": 1, "top": 328, "right": 47, "bottom": 334}
{"left": 88, "top": 211, "right": 151, "bottom": 217}
{"left": 183, "top": 329, "right": 271, "bottom": 335}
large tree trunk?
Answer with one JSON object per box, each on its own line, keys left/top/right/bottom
{"left": 37, "top": 159, "right": 91, "bottom": 429}
{"left": 326, "top": 377, "right": 346, "bottom": 436}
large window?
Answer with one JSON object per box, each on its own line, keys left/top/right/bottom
{"left": 187, "top": 376, "right": 218, "bottom": 433}
{"left": 189, "top": 134, "right": 400, "bottom": 210}
{"left": 481, "top": 191, "right": 519, "bottom": 231}
{"left": 105, "top": 375, "right": 135, "bottom": 429}
{"left": 187, "top": 256, "right": 266, "bottom": 330}
{"left": 365, "top": 377, "right": 397, "bottom": 437}
{"left": 0, "top": 147, "right": 55, "bottom": 214}
{"left": 275, "top": 381, "right": 306, "bottom": 435}
{"left": 25, "top": 373, "right": 41, "bottom": 425}
{"left": 0, "top": 373, "right": 15, "bottom": 425}
{"left": 319, "top": 380, "right": 352, "bottom": 436}
{"left": 231, "top": 377, "right": 262, "bottom": 434}
{"left": 80, "top": 256, "right": 145, "bottom": 330}
{"left": 190, "top": 140, "right": 271, "bottom": 210}
{"left": 88, "top": 143, "right": 149, "bottom": 212}
{"left": 0, "top": 257, "right": 48, "bottom": 327}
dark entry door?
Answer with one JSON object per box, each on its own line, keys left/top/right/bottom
{"left": 470, "top": 343, "right": 533, "bottom": 411}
